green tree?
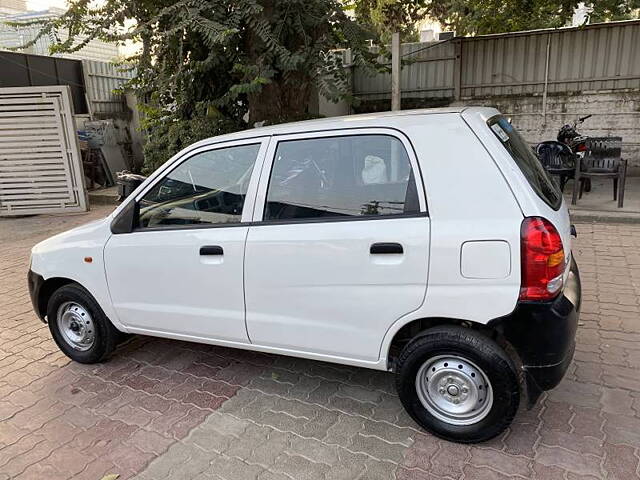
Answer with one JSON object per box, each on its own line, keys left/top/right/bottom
{"left": 351, "top": 0, "right": 640, "bottom": 38}
{"left": 350, "top": 0, "right": 428, "bottom": 42}
{"left": 589, "top": 0, "right": 640, "bottom": 23}
{"left": 24, "top": 0, "right": 379, "bottom": 171}
{"left": 421, "top": 0, "right": 639, "bottom": 36}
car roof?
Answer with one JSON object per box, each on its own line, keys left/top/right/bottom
{"left": 190, "top": 106, "right": 495, "bottom": 148}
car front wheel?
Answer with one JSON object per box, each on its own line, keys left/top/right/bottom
{"left": 395, "top": 325, "right": 520, "bottom": 443}
{"left": 47, "top": 283, "right": 119, "bottom": 364}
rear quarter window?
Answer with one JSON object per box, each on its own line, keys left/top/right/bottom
{"left": 487, "top": 116, "right": 561, "bottom": 210}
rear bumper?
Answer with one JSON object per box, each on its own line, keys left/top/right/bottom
{"left": 494, "top": 257, "right": 581, "bottom": 405}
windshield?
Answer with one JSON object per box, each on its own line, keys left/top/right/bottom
{"left": 487, "top": 116, "right": 562, "bottom": 210}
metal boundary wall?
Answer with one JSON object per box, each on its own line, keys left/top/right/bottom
{"left": 0, "top": 50, "right": 88, "bottom": 114}
{"left": 82, "top": 60, "right": 136, "bottom": 117}
{"left": 352, "top": 20, "right": 640, "bottom": 105}
{"left": 0, "top": 85, "right": 88, "bottom": 216}
{"left": 0, "top": 51, "right": 136, "bottom": 118}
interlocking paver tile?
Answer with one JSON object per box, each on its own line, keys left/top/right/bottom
{"left": 469, "top": 446, "right": 532, "bottom": 477}
{"left": 2, "top": 210, "right": 640, "bottom": 479}
{"left": 602, "top": 442, "right": 640, "bottom": 480}
{"left": 535, "top": 444, "right": 602, "bottom": 477}
{"left": 272, "top": 452, "right": 330, "bottom": 480}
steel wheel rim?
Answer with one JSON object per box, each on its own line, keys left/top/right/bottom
{"left": 415, "top": 354, "right": 493, "bottom": 426}
{"left": 56, "top": 301, "right": 95, "bottom": 351}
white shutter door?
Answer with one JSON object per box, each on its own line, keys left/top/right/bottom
{"left": 0, "top": 86, "right": 88, "bottom": 216}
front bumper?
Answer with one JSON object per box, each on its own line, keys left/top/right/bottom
{"left": 27, "top": 269, "right": 46, "bottom": 322}
{"left": 493, "top": 257, "right": 581, "bottom": 405}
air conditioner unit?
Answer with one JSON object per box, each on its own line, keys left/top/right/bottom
{"left": 438, "top": 31, "right": 456, "bottom": 40}
{"left": 420, "top": 29, "right": 436, "bottom": 42}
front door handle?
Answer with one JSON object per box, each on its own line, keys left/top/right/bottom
{"left": 200, "top": 245, "right": 224, "bottom": 256}
{"left": 370, "top": 242, "right": 403, "bottom": 254}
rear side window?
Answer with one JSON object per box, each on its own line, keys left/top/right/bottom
{"left": 264, "top": 134, "right": 420, "bottom": 221}
{"left": 487, "top": 116, "right": 561, "bottom": 210}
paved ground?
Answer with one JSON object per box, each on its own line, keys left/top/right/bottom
{"left": 1, "top": 206, "right": 640, "bottom": 480}
{"left": 565, "top": 177, "right": 640, "bottom": 224}
{"left": 565, "top": 177, "right": 640, "bottom": 214}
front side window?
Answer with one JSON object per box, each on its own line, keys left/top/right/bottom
{"left": 138, "top": 143, "right": 260, "bottom": 228}
{"left": 487, "top": 116, "right": 562, "bottom": 210}
{"left": 264, "top": 135, "right": 420, "bottom": 221}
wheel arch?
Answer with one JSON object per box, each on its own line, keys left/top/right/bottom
{"left": 36, "top": 276, "right": 77, "bottom": 321}
{"left": 32, "top": 268, "right": 127, "bottom": 332}
{"left": 385, "top": 316, "right": 521, "bottom": 373}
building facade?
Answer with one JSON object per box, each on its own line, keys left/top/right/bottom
{"left": 0, "top": 6, "right": 119, "bottom": 62}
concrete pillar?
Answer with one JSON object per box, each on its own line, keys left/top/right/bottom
{"left": 391, "top": 32, "right": 401, "bottom": 111}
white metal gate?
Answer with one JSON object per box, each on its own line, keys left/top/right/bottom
{"left": 0, "top": 86, "right": 88, "bottom": 216}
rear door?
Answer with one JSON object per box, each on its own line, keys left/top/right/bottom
{"left": 244, "top": 129, "right": 430, "bottom": 362}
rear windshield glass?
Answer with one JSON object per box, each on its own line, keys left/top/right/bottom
{"left": 487, "top": 115, "right": 561, "bottom": 210}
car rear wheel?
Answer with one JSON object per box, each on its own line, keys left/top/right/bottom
{"left": 395, "top": 325, "right": 519, "bottom": 443}
{"left": 47, "top": 283, "right": 119, "bottom": 364}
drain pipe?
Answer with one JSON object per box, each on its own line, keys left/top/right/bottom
{"left": 541, "top": 33, "right": 551, "bottom": 127}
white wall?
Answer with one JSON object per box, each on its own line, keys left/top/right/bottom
{"left": 457, "top": 90, "right": 640, "bottom": 173}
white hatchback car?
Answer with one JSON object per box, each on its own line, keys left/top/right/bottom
{"left": 29, "top": 107, "right": 581, "bottom": 443}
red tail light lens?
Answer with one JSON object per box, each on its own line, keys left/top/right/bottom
{"left": 520, "top": 217, "right": 565, "bottom": 301}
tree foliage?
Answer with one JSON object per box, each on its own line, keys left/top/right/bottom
{"left": 588, "top": 0, "right": 640, "bottom": 23}
{"left": 27, "top": 0, "right": 380, "bottom": 172}
{"left": 352, "top": 0, "right": 640, "bottom": 38}
{"left": 422, "top": 0, "right": 640, "bottom": 36}
{"left": 349, "top": 0, "right": 429, "bottom": 42}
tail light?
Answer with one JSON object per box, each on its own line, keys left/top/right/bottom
{"left": 519, "top": 217, "right": 565, "bottom": 301}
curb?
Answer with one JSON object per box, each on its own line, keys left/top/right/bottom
{"left": 88, "top": 187, "right": 120, "bottom": 206}
{"left": 570, "top": 210, "right": 640, "bottom": 224}
{"left": 89, "top": 193, "right": 120, "bottom": 206}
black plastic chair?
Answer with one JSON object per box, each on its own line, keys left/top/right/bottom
{"left": 535, "top": 141, "right": 575, "bottom": 192}
{"left": 571, "top": 137, "right": 627, "bottom": 208}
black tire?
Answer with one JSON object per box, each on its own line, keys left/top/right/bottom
{"left": 47, "top": 283, "right": 119, "bottom": 364}
{"left": 395, "top": 325, "right": 519, "bottom": 443}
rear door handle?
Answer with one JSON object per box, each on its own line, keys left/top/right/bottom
{"left": 200, "top": 245, "right": 224, "bottom": 256}
{"left": 370, "top": 242, "right": 403, "bottom": 254}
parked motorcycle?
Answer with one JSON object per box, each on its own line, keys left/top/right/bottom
{"left": 535, "top": 114, "right": 593, "bottom": 192}
{"left": 557, "top": 114, "right": 592, "bottom": 152}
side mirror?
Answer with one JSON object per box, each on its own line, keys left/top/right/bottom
{"left": 110, "top": 200, "right": 138, "bottom": 234}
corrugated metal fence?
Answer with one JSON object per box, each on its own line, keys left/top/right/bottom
{"left": 352, "top": 20, "right": 640, "bottom": 102}
{"left": 81, "top": 60, "right": 135, "bottom": 117}
{"left": 352, "top": 41, "right": 457, "bottom": 101}
{"left": 0, "top": 51, "right": 135, "bottom": 117}
{"left": 0, "top": 50, "right": 87, "bottom": 114}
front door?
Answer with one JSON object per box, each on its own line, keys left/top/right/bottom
{"left": 244, "top": 130, "right": 430, "bottom": 362}
{"left": 104, "top": 139, "right": 267, "bottom": 342}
